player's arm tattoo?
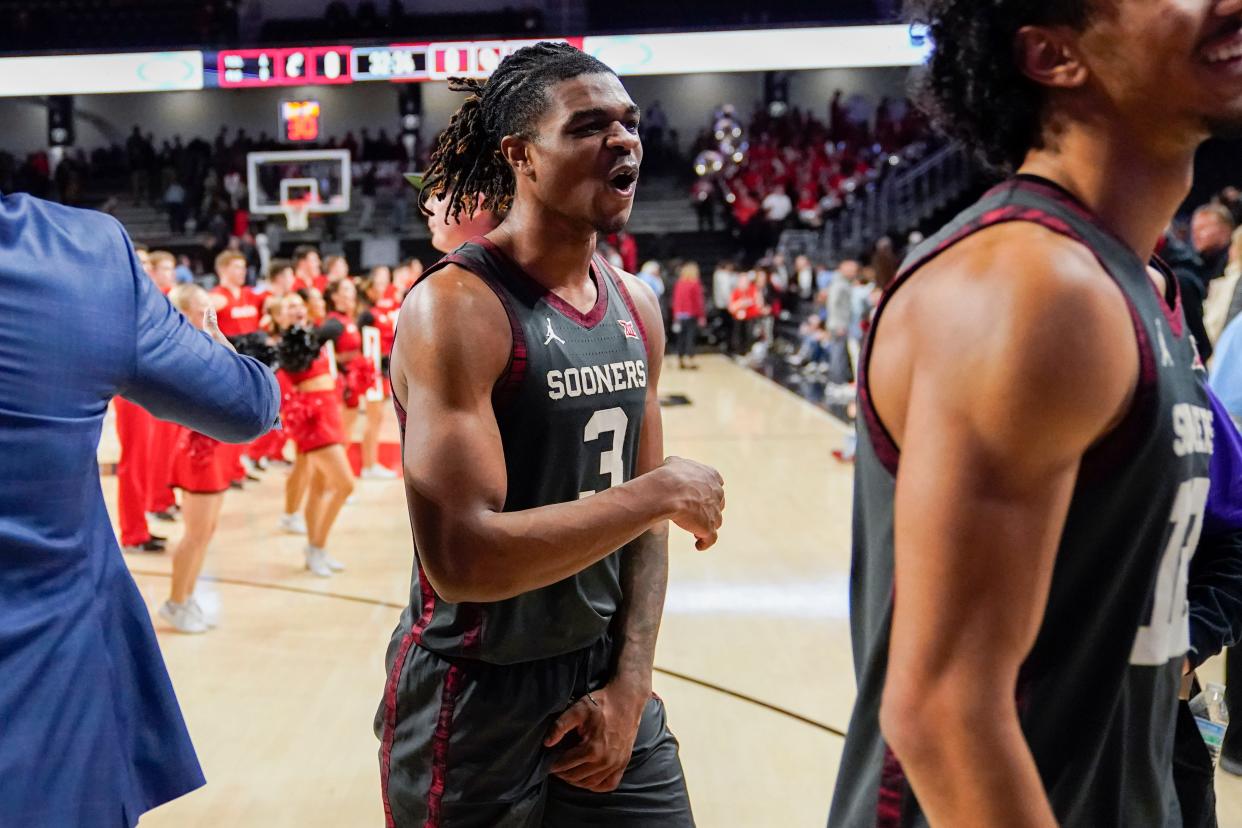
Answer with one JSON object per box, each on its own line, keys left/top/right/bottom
{"left": 611, "top": 524, "right": 670, "bottom": 695}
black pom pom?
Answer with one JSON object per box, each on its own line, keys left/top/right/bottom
{"left": 232, "top": 332, "right": 280, "bottom": 369}
{"left": 277, "top": 324, "right": 321, "bottom": 374}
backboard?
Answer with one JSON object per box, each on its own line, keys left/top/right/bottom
{"left": 247, "top": 148, "right": 352, "bottom": 230}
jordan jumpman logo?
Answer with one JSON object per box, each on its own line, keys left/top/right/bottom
{"left": 543, "top": 317, "right": 566, "bottom": 346}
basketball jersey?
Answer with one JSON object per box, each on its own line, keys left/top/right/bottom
{"left": 387, "top": 237, "right": 650, "bottom": 665}
{"left": 211, "top": 285, "right": 260, "bottom": 337}
{"left": 830, "top": 176, "right": 1213, "bottom": 827}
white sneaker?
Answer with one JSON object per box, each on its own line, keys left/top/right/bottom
{"left": 192, "top": 584, "right": 220, "bottom": 627}
{"left": 323, "top": 550, "right": 346, "bottom": 572}
{"left": 279, "top": 513, "right": 308, "bottom": 535}
{"left": 304, "top": 545, "right": 333, "bottom": 577}
{"left": 360, "top": 465, "right": 398, "bottom": 480}
{"left": 159, "top": 600, "right": 208, "bottom": 634}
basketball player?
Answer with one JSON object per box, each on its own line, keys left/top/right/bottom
{"left": 831, "top": 2, "right": 1242, "bottom": 825}
{"left": 377, "top": 43, "right": 724, "bottom": 826}
{"left": 416, "top": 172, "right": 501, "bottom": 253}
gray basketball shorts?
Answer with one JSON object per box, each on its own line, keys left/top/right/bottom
{"left": 375, "top": 634, "right": 694, "bottom": 827}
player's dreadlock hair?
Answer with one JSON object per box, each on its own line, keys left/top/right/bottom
{"left": 419, "top": 41, "right": 617, "bottom": 222}
{"left": 907, "top": 0, "right": 1096, "bottom": 173}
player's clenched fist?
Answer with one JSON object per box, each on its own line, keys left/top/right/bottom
{"left": 659, "top": 456, "right": 725, "bottom": 550}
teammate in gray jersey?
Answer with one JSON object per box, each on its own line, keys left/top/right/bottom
{"left": 377, "top": 42, "right": 724, "bottom": 827}
{"left": 830, "top": 1, "right": 1242, "bottom": 827}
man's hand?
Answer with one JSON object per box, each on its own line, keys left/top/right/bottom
{"left": 660, "top": 456, "right": 725, "bottom": 550}
{"left": 203, "top": 306, "right": 236, "bottom": 352}
{"left": 545, "top": 684, "right": 647, "bottom": 792}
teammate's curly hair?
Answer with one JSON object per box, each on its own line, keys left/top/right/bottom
{"left": 419, "top": 41, "right": 617, "bottom": 221}
{"left": 907, "top": 0, "right": 1095, "bottom": 172}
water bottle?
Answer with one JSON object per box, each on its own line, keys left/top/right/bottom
{"left": 1188, "top": 682, "right": 1230, "bottom": 767}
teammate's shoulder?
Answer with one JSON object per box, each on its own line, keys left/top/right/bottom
{"left": 400, "top": 261, "right": 509, "bottom": 336}
{"left": 923, "top": 220, "right": 1114, "bottom": 306}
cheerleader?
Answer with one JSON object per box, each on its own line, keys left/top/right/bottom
{"left": 324, "top": 278, "right": 375, "bottom": 463}
{"left": 275, "top": 294, "right": 355, "bottom": 576}
{"left": 160, "top": 285, "right": 231, "bottom": 633}
{"left": 356, "top": 266, "right": 399, "bottom": 480}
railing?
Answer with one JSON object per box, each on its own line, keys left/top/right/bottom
{"left": 780, "top": 142, "right": 975, "bottom": 264}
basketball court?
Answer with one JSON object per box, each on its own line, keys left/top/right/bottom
{"left": 96, "top": 355, "right": 1242, "bottom": 827}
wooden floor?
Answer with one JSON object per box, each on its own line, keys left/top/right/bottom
{"left": 97, "top": 354, "right": 1242, "bottom": 827}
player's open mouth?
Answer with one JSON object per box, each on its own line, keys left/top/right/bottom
{"left": 608, "top": 165, "right": 639, "bottom": 196}
{"left": 1200, "top": 19, "right": 1242, "bottom": 66}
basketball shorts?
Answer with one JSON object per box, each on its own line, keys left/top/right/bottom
{"left": 376, "top": 634, "right": 694, "bottom": 827}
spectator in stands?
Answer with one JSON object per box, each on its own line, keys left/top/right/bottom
{"left": 794, "top": 254, "right": 817, "bottom": 307}
{"left": 608, "top": 230, "right": 639, "bottom": 273}
{"left": 728, "top": 269, "right": 765, "bottom": 355}
{"left": 1176, "top": 204, "right": 1237, "bottom": 360}
{"left": 638, "top": 260, "right": 665, "bottom": 299}
{"left": 712, "top": 259, "right": 738, "bottom": 348}
{"left": 762, "top": 187, "right": 793, "bottom": 227}
{"left": 672, "top": 262, "right": 707, "bottom": 370}
{"left": 789, "top": 313, "right": 831, "bottom": 373}
{"left": 824, "top": 259, "right": 858, "bottom": 383}
{"left": 644, "top": 100, "right": 669, "bottom": 165}
{"left": 164, "top": 178, "right": 187, "bottom": 234}
{"left": 692, "top": 179, "right": 718, "bottom": 231}
{"left": 175, "top": 254, "right": 196, "bottom": 285}
{"left": 359, "top": 164, "right": 378, "bottom": 231}
{"left": 1206, "top": 227, "right": 1242, "bottom": 345}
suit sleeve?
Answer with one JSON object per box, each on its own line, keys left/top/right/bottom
{"left": 114, "top": 224, "right": 280, "bottom": 443}
{"left": 1187, "top": 386, "right": 1242, "bottom": 669}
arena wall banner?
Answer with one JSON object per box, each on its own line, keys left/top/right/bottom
{"left": 0, "top": 51, "right": 203, "bottom": 97}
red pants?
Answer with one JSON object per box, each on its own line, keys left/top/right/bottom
{"left": 114, "top": 397, "right": 154, "bottom": 546}
{"left": 248, "top": 428, "right": 288, "bottom": 462}
{"left": 148, "top": 417, "right": 180, "bottom": 513}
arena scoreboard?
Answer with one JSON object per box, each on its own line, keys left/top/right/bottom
{"left": 206, "top": 38, "right": 576, "bottom": 88}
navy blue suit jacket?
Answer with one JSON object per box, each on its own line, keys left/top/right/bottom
{"left": 0, "top": 193, "right": 279, "bottom": 826}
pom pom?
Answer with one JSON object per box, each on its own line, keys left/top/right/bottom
{"left": 232, "top": 332, "right": 280, "bottom": 369}
{"left": 277, "top": 324, "right": 321, "bottom": 374}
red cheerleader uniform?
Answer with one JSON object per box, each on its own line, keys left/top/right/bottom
{"left": 329, "top": 310, "right": 376, "bottom": 408}
{"left": 169, "top": 428, "right": 230, "bottom": 495}
{"left": 362, "top": 287, "right": 399, "bottom": 398}
{"left": 280, "top": 353, "right": 346, "bottom": 454}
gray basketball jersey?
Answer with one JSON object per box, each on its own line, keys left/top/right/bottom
{"left": 830, "top": 177, "right": 1213, "bottom": 827}
{"left": 389, "top": 237, "right": 650, "bottom": 665}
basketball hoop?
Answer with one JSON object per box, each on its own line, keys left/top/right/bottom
{"left": 283, "top": 197, "right": 311, "bottom": 232}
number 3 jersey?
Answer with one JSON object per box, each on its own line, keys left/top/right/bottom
{"left": 387, "top": 237, "right": 650, "bottom": 666}
{"left": 830, "top": 176, "right": 1213, "bottom": 828}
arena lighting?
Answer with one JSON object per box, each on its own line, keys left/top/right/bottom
{"left": 0, "top": 51, "right": 202, "bottom": 97}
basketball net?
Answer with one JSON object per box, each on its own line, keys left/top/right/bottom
{"left": 283, "top": 198, "right": 311, "bottom": 232}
